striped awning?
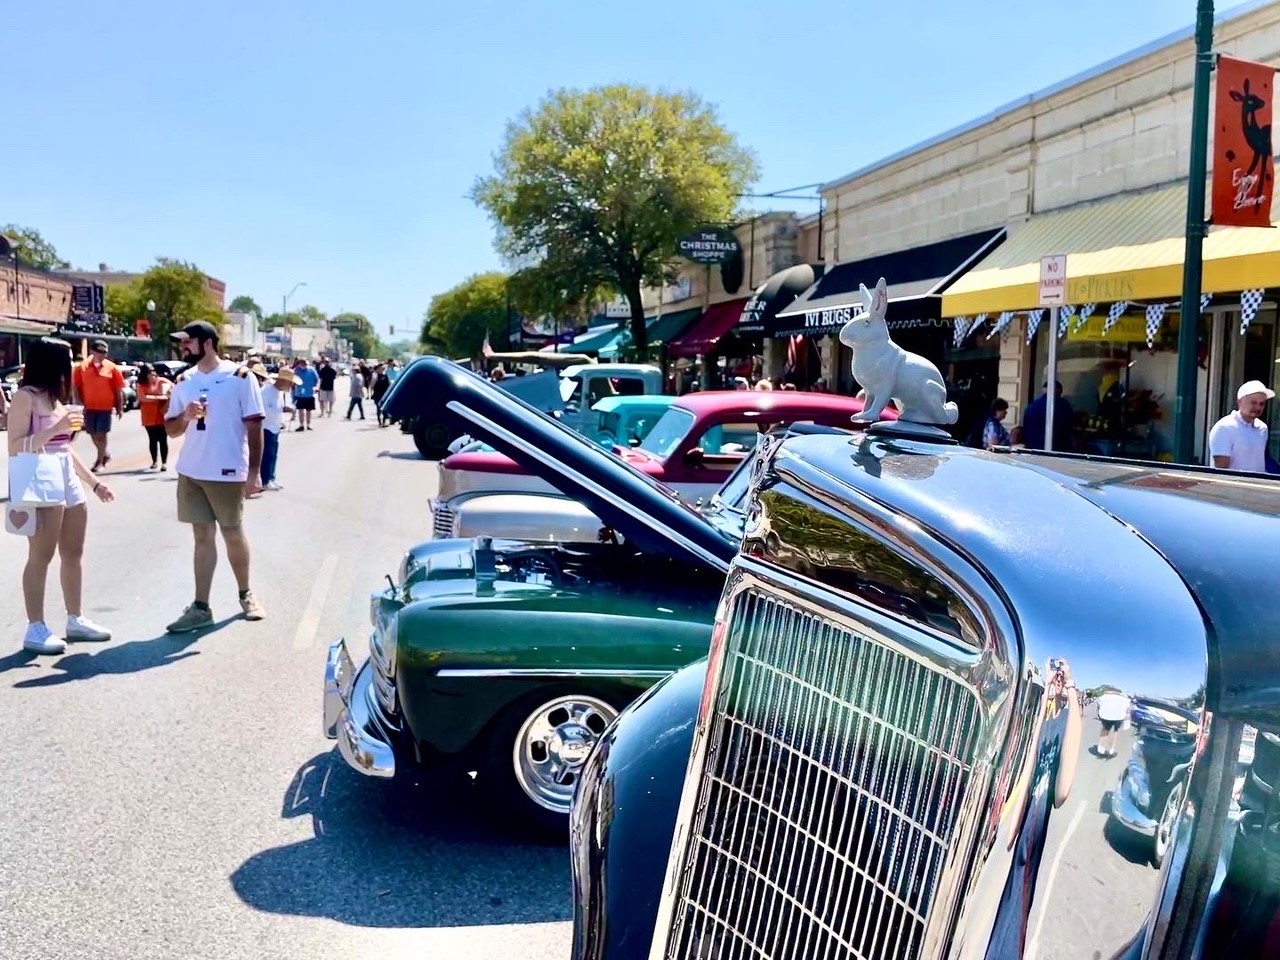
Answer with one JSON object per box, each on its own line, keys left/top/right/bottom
{"left": 942, "top": 183, "right": 1280, "bottom": 316}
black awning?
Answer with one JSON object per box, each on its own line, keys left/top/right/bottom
{"left": 738, "top": 263, "right": 826, "bottom": 335}
{"left": 773, "top": 228, "right": 1006, "bottom": 337}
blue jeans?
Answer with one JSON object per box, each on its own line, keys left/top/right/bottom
{"left": 261, "top": 429, "right": 280, "bottom": 485}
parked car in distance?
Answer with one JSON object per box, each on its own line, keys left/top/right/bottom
{"left": 151, "top": 360, "right": 189, "bottom": 382}
{"left": 587, "top": 394, "right": 676, "bottom": 449}
{"left": 324, "top": 357, "right": 742, "bottom": 832}
{"left": 402, "top": 356, "right": 663, "bottom": 459}
{"left": 434, "top": 391, "right": 876, "bottom": 531}
{"left": 445, "top": 421, "right": 850, "bottom": 546}
{"left": 570, "top": 423, "right": 1279, "bottom": 960}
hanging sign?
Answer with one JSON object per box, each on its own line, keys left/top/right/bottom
{"left": 676, "top": 227, "right": 741, "bottom": 264}
{"left": 1212, "top": 56, "right": 1277, "bottom": 228}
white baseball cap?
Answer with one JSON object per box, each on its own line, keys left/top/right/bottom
{"left": 1238, "top": 379, "right": 1276, "bottom": 400}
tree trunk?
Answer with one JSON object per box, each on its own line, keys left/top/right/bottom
{"left": 625, "top": 283, "right": 648, "bottom": 357}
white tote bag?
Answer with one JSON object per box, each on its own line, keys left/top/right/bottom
{"left": 5, "top": 436, "right": 67, "bottom": 537}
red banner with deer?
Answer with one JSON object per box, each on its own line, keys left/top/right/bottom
{"left": 1212, "top": 56, "right": 1276, "bottom": 228}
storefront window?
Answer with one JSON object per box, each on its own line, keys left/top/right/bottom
{"left": 1029, "top": 313, "right": 1194, "bottom": 459}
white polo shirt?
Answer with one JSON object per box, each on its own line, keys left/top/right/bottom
{"left": 165, "top": 360, "right": 265, "bottom": 482}
{"left": 1207, "top": 410, "right": 1269, "bottom": 472}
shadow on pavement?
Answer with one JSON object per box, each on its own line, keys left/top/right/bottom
{"left": 8, "top": 617, "right": 238, "bottom": 689}
{"left": 229, "top": 751, "right": 572, "bottom": 929}
{"left": 375, "top": 450, "right": 423, "bottom": 460}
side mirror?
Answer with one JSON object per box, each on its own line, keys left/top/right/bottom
{"left": 628, "top": 434, "right": 642, "bottom": 447}
{"left": 683, "top": 447, "right": 705, "bottom": 468}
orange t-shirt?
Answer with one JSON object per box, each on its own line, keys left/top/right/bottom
{"left": 138, "top": 380, "right": 172, "bottom": 427}
{"left": 74, "top": 359, "right": 125, "bottom": 412}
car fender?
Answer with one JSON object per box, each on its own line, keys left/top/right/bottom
{"left": 570, "top": 658, "right": 707, "bottom": 960}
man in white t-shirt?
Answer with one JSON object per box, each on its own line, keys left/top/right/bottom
{"left": 1208, "top": 380, "right": 1274, "bottom": 472}
{"left": 1094, "top": 689, "right": 1131, "bottom": 758}
{"left": 163, "top": 321, "right": 267, "bottom": 632}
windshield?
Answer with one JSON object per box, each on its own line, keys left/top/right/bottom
{"left": 560, "top": 376, "right": 581, "bottom": 405}
{"left": 638, "top": 407, "right": 697, "bottom": 459}
{"left": 710, "top": 450, "right": 757, "bottom": 511}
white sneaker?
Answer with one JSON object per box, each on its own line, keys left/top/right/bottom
{"left": 23, "top": 622, "right": 66, "bottom": 655}
{"left": 266, "top": 481, "right": 283, "bottom": 491}
{"left": 66, "top": 615, "right": 112, "bottom": 642}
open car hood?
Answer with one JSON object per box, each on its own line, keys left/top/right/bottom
{"left": 382, "top": 357, "right": 735, "bottom": 573}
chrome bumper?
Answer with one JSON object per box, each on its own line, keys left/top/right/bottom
{"left": 323, "top": 639, "right": 396, "bottom": 779}
{"left": 1110, "top": 769, "right": 1158, "bottom": 836}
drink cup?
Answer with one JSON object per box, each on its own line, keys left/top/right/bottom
{"left": 65, "top": 404, "right": 84, "bottom": 432}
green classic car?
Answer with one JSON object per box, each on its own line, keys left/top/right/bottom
{"left": 324, "top": 357, "right": 744, "bottom": 831}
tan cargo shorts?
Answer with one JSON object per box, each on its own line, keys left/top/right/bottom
{"left": 177, "top": 475, "right": 245, "bottom": 528}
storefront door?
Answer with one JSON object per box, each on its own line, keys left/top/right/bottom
{"left": 1212, "top": 303, "right": 1280, "bottom": 459}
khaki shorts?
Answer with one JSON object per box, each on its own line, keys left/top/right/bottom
{"left": 177, "top": 475, "right": 245, "bottom": 528}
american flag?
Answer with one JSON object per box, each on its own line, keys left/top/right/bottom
{"left": 481, "top": 333, "right": 494, "bottom": 358}
{"left": 785, "top": 335, "right": 802, "bottom": 374}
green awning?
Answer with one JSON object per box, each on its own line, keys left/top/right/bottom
{"left": 572, "top": 324, "right": 625, "bottom": 353}
{"left": 646, "top": 307, "right": 702, "bottom": 346}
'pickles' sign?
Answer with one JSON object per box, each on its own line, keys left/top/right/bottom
{"left": 677, "top": 227, "right": 741, "bottom": 265}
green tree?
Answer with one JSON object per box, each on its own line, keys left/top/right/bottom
{"left": 0, "top": 224, "right": 70, "bottom": 270}
{"left": 421, "top": 272, "right": 511, "bottom": 358}
{"left": 472, "top": 84, "right": 758, "bottom": 354}
{"left": 228, "top": 295, "right": 263, "bottom": 316}
{"left": 330, "top": 312, "right": 385, "bottom": 359}
{"left": 106, "top": 258, "right": 223, "bottom": 342}
{"left": 295, "top": 304, "right": 328, "bottom": 327}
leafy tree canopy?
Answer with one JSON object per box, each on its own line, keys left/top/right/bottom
{"left": 105, "top": 258, "right": 222, "bottom": 341}
{"left": 472, "top": 84, "right": 757, "bottom": 353}
{"left": 1, "top": 224, "right": 70, "bottom": 270}
{"left": 421, "top": 272, "right": 511, "bottom": 358}
{"left": 228, "top": 295, "right": 263, "bottom": 316}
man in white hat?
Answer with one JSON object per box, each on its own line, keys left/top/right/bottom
{"left": 250, "top": 361, "right": 295, "bottom": 491}
{"left": 1208, "top": 379, "right": 1275, "bottom": 472}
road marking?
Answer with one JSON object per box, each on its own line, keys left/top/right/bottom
{"left": 293, "top": 554, "right": 339, "bottom": 649}
{"left": 1025, "top": 799, "right": 1087, "bottom": 959}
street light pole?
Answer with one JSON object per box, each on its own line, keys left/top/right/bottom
{"left": 1173, "top": 0, "right": 1216, "bottom": 464}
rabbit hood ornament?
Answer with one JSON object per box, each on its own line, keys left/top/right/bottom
{"left": 839, "top": 277, "right": 959, "bottom": 438}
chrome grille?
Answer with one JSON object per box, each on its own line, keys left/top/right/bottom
{"left": 368, "top": 630, "right": 398, "bottom": 722}
{"left": 663, "top": 589, "right": 984, "bottom": 960}
{"left": 432, "top": 505, "right": 455, "bottom": 539}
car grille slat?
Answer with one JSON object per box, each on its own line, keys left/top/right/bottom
{"left": 663, "top": 589, "right": 984, "bottom": 960}
{"left": 432, "top": 505, "right": 454, "bottom": 539}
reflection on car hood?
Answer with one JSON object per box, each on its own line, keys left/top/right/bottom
{"left": 382, "top": 357, "right": 735, "bottom": 573}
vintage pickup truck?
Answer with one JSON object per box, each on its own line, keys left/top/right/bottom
{"left": 570, "top": 424, "right": 1280, "bottom": 959}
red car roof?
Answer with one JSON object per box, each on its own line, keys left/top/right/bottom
{"left": 669, "top": 390, "right": 891, "bottom": 419}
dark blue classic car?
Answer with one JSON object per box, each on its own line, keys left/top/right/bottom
{"left": 570, "top": 428, "right": 1280, "bottom": 960}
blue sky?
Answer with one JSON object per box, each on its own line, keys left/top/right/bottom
{"left": 8, "top": 0, "right": 1227, "bottom": 340}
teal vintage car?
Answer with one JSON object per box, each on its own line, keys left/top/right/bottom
{"left": 586, "top": 394, "right": 676, "bottom": 448}
{"left": 324, "top": 358, "right": 740, "bottom": 832}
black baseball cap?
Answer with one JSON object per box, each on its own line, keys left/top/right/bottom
{"left": 90, "top": 339, "right": 109, "bottom": 352}
{"left": 171, "top": 321, "right": 220, "bottom": 344}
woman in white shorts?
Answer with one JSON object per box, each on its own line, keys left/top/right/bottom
{"left": 7, "top": 338, "right": 116, "bottom": 655}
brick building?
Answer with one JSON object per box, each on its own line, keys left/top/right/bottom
{"left": 0, "top": 262, "right": 73, "bottom": 367}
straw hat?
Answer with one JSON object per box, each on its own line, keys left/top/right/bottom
{"left": 245, "top": 360, "right": 270, "bottom": 381}
{"left": 273, "top": 366, "right": 297, "bottom": 386}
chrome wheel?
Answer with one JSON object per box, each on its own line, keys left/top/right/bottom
{"left": 1153, "top": 780, "right": 1184, "bottom": 866}
{"left": 511, "top": 694, "right": 618, "bottom": 813}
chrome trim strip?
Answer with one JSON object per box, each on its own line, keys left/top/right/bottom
{"left": 435, "top": 667, "right": 673, "bottom": 679}
{"left": 444, "top": 400, "right": 731, "bottom": 574}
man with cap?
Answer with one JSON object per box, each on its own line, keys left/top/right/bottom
{"left": 1208, "top": 380, "right": 1275, "bottom": 472}
{"left": 163, "top": 321, "right": 267, "bottom": 632}
{"left": 249, "top": 360, "right": 295, "bottom": 491}
{"left": 72, "top": 338, "right": 126, "bottom": 472}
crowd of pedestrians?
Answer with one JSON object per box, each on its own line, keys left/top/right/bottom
{"left": 5, "top": 329, "right": 405, "bottom": 655}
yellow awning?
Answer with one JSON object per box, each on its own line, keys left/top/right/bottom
{"left": 941, "top": 184, "right": 1280, "bottom": 317}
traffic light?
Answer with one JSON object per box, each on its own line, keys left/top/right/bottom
{"left": 390, "top": 325, "right": 395, "bottom": 336}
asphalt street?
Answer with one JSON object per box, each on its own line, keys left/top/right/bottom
{"left": 0, "top": 394, "right": 572, "bottom": 960}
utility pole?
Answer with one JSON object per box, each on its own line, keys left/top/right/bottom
{"left": 1173, "top": 0, "right": 1216, "bottom": 464}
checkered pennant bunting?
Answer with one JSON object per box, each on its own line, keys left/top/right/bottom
{"left": 1103, "top": 301, "right": 1130, "bottom": 335}
{"left": 987, "top": 311, "right": 1015, "bottom": 340}
{"left": 1145, "top": 304, "right": 1168, "bottom": 348}
{"left": 1201, "top": 293, "right": 1212, "bottom": 312}
{"left": 952, "top": 316, "right": 970, "bottom": 347}
{"left": 969, "top": 313, "right": 988, "bottom": 341}
{"left": 1058, "top": 305, "right": 1076, "bottom": 338}
{"left": 1026, "top": 309, "right": 1046, "bottom": 343}
{"left": 1074, "top": 303, "right": 1097, "bottom": 332}
{"left": 1241, "top": 289, "right": 1266, "bottom": 334}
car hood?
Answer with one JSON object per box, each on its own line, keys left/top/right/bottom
{"left": 444, "top": 448, "right": 665, "bottom": 478}
{"left": 382, "top": 357, "right": 734, "bottom": 572}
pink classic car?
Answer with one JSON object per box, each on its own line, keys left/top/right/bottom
{"left": 431, "top": 391, "right": 876, "bottom": 536}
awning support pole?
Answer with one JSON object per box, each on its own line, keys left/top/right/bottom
{"left": 1174, "top": 0, "right": 1215, "bottom": 464}
{"left": 1046, "top": 306, "right": 1059, "bottom": 451}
